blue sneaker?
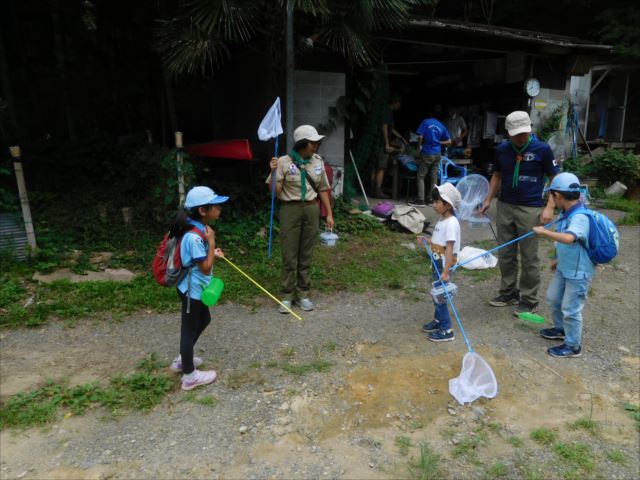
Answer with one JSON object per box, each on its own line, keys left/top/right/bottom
{"left": 548, "top": 344, "right": 582, "bottom": 358}
{"left": 539, "top": 327, "right": 565, "bottom": 340}
{"left": 427, "top": 329, "right": 454, "bottom": 342}
{"left": 422, "top": 320, "right": 440, "bottom": 332}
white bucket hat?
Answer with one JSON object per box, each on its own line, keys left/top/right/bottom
{"left": 505, "top": 111, "right": 532, "bottom": 136}
{"left": 435, "top": 182, "right": 462, "bottom": 210}
{"left": 293, "top": 125, "right": 325, "bottom": 143}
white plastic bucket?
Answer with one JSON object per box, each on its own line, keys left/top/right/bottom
{"left": 319, "top": 231, "right": 339, "bottom": 247}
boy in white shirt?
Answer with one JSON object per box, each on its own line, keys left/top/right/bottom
{"left": 418, "top": 183, "right": 462, "bottom": 342}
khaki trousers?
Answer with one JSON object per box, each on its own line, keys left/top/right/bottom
{"left": 416, "top": 154, "right": 440, "bottom": 201}
{"left": 496, "top": 200, "right": 541, "bottom": 305}
{"left": 279, "top": 201, "right": 320, "bottom": 300}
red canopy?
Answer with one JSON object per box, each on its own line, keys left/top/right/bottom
{"left": 184, "top": 139, "right": 253, "bottom": 160}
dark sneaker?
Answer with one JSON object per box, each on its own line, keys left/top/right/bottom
{"left": 512, "top": 301, "right": 539, "bottom": 317}
{"left": 489, "top": 291, "right": 520, "bottom": 307}
{"left": 427, "top": 329, "right": 454, "bottom": 342}
{"left": 548, "top": 344, "right": 582, "bottom": 358}
{"left": 408, "top": 198, "right": 426, "bottom": 207}
{"left": 539, "top": 327, "right": 565, "bottom": 340}
{"left": 421, "top": 320, "right": 440, "bottom": 332}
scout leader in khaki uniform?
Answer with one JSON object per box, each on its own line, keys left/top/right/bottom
{"left": 267, "top": 125, "right": 334, "bottom": 314}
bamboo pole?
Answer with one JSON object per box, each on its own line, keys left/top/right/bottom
{"left": 175, "top": 131, "right": 185, "bottom": 207}
{"left": 9, "top": 146, "right": 37, "bottom": 251}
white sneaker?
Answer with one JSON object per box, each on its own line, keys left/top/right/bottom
{"left": 295, "top": 298, "right": 314, "bottom": 311}
{"left": 181, "top": 369, "right": 217, "bottom": 391}
{"left": 278, "top": 300, "right": 292, "bottom": 314}
{"left": 170, "top": 355, "right": 204, "bottom": 373}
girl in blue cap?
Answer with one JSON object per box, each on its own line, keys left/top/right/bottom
{"left": 533, "top": 172, "right": 592, "bottom": 358}
{"left": 169, "top": 186, "right": 229, "bottom": 390}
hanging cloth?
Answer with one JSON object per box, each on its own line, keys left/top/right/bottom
{"left": 290, "top": 150, "right": 311, "bottom": 199}
{"left": 510, "top": 136, "right": 533, "bottom": 189}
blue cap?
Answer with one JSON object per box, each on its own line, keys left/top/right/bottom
{"left": 184, "top": 186, "right": 229, "bottom": 208}
{"left": 548, "top": 172, "right": 581, "bottom": 192}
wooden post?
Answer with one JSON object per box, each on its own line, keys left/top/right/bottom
{"left": 9, "top": 146, "right": 37, "bottom": 251}
{"left": 175, "top": 131, "right": 185, "bottom": 207}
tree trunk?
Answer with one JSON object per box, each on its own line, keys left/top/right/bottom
{"left": 50, "top": 0, "right": 77, "bottom": 142}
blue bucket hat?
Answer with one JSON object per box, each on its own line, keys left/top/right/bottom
{"left": 548, "top": 172, "right": 581, "bottom": 193}
{"left": 184, "top": 186, "right": 229, "bottom": 209}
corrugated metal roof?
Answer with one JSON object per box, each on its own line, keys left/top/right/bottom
{"left": 0, "top": 213, "right": 28, "bottom": 260}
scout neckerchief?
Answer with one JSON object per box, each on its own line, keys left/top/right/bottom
{"left": 290, "top": 150, "right": 311, "bottom": 199}
{"left": 509, "top": 135, "right": 533, "bottom": 189}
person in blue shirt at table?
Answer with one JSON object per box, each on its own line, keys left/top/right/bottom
{"left": 480, "top": 111, "right": 558, "bottom": 316}
{"left": 532, "top": 172, "right": 593, "bottom": 358}
{"left": 411, "top": 107, "right": 451, "bottom": 208}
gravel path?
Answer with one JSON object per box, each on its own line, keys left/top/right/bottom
{"left": 1, "top": 208, "right": 638, "bottom": 480}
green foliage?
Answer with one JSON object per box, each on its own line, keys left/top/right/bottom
{"left": 0, "top": 162, "right": 18, "bottom": 212}
{"left": 530, "top": 427, "right": 558, "bottom": 445}
{"left": 280, "top": 359, "right": 332, "bottom": 375}
{"left": 568, "top": 417, "right": 598, "bottom": 434}
{"left": 596, "top": 6, "right": 640, "bottom": 57}
{"left": 623, "top": 403, "right": 640, "bottom": 430}
{"left": 538, "top": 103, "right": 567, "bottom": 142}
{"left": 183, "top": 392, "right": 219, "bottom": 407}
{"left": 407, "top": 442, "right": 440, "bottom": 480}
{"left": 606, "top": 449, "right": 628, "bottom": 464}
{"left": 395, "top": 435, "right": 412, "bottom": 456}
{"left": 552, "top": 442, "right": 595, "bottom": 473}
{"left": 507, "top": 436, "right": 523, "bottom": 448}
{"left": 603, "top": 197, "right": 640, "bottom": 225}
{"left": 583, "top": 150, "right": 640, "bottom": 188}
{"left": 484, "top": 462, "right": 508, "bottom": 479}
{"left": 0, "top": 354, "right": 175, "bottom": 430}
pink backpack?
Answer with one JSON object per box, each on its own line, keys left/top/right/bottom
{"left": 371, "top": 201, "right": 395, "bottom": 218}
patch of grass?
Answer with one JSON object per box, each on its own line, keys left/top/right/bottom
{"left": 552, "top": 442, "right": 595, "bottom": 473}
{"left": 486, "top": 421, "right": 503, "bottom": 436}
{"left": 0, "top": 354, "right": 175, "bottom": 429}
{"left": 605, "top": 449, "right": 627, "bottom": 464}
{"left": 223, "top": 370, "right": 265, "bottom": 389}
{"left": 507, "top": 436, "right": 523, "bottom": 448}
{"left": 568, "top": 417, "right": 598, "bottom": 434}
{"left": 248, "top": 361, "right": 262, "bottom": 369}
{"left": 623, "top": 403, "right": 640, "bottom": 431}
{"left": 530, "top": 427, "right": 558, "bottom": 446}
{"left": 137, "top": 352, "right": 167, "bottom": 373}
{"left": 407, "top": 442, "right": 440, "bottom": 480}
{"left": 285, "top": 388, "right": 298, "bottom": 397}
{"left": 452, "top": 433, "right": 488, "bottom": 459}
{"left": 183, "top": 392, "right": 219, "bottom": 407}
{"left": 323, "top": 341, "right": 337, "bottom": 352}
{"left": 280, "top": 359, "right": 332, "bottom": 376}
{"left": 395, "top": 435, "right": 412, "bottom": 456}
{"left": 484, "top": 462, "right": 508, "bottom": 479}
{"left": 265, "top": 360, "right": 279, "bottom": 368}
{"left": 603, "top": 197, "right": 640, "bottom": 225}
{"left": 280, "top": 346, "right": 296, "bottom": 359}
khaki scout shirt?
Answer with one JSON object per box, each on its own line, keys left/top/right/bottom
{"left": 265, "top": 153, "right": 331, "bottom": 202}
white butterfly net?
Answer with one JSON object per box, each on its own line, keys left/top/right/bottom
{"left": 456, "top": 174, "right": 490, "bottom": 221}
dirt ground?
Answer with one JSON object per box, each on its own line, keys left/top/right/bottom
{"left": 1, "top": 206, "right": 639, "bottom": 480}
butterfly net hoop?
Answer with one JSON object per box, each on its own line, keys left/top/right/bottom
{"left": 456, "top": 174, "right": 490, "bottom": 221}
{"left": 449, "top": 351, "right": 498, "bottom": 405}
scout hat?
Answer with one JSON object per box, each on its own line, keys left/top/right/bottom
{"left": 505, "top": 111, "right": 532, "bottom": 136}
{"left": 293, "top": 125, "right": 325, "bottom": 143}
{"left": 435, "top": 182, "right": 462, "bottom": 210}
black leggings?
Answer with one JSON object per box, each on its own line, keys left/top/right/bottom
{"left": 178, "top": 291, "right": 211, "bottom": 374}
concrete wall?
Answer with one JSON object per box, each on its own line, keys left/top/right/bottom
{"left": 293, "top": 70, "right": 346, "bottom": 169}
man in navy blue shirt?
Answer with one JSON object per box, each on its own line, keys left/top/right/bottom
{"left": 411, "top": 109, "right": 451, "bottom": 207}
{"left": 480, "top": 111, "right": 558, "bottom": 315}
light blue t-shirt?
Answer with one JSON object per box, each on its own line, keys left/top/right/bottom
{"left": 177, "top": 219, "right": 212, "bottom": 300}
{"left": 555, "top": 206, "right": 595, "bottom": 279}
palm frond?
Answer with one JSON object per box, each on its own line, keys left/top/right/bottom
{"left": 277, "top": 0, "right": 331, "bottom": 17}
{"left": 318, "top": 21, "right": 379, "bottom": 66}
{"left": 188, "top": 0, "right": 258, "bottom": 43}
{"left": 155, "top": 18, "right": 230, "bottom": 75}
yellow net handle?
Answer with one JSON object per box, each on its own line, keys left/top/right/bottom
{"left": 219, "top": 255, "right": 303, "bottom": 321}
